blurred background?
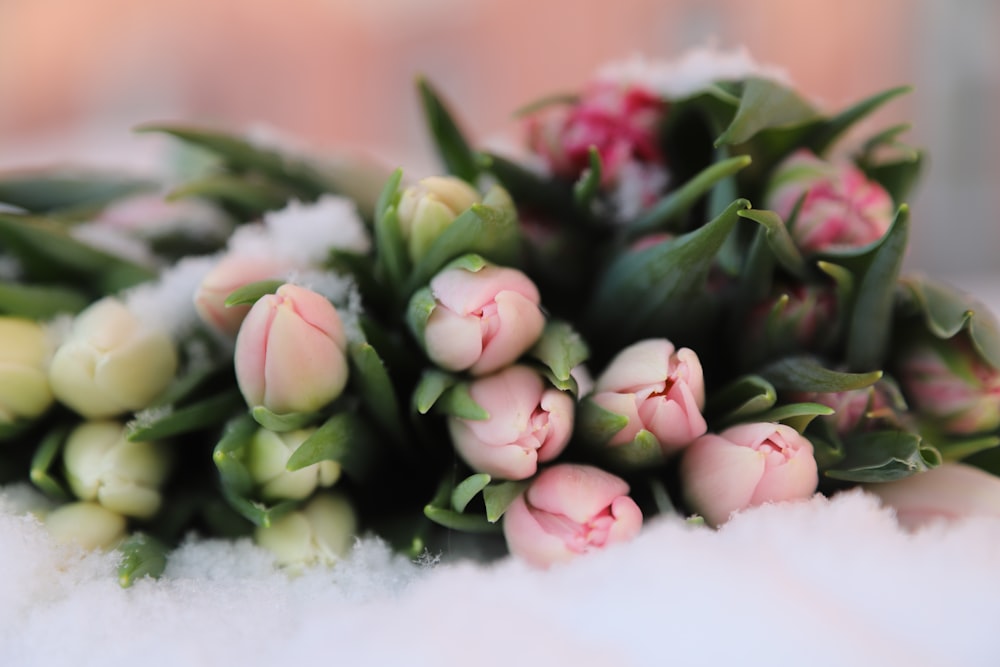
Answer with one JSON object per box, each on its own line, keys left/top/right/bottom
{"left": 0, "top": 0, "right": 996, "bottom": 277}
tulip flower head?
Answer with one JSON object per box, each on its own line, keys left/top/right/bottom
{"left": 765, "top": 149, "right": 894, "bottom": 254}
{"left": 255, "top": 493, "right": 357, "bottom": 569}
{"left": 863, "top": 463, "right": 1000, "bottom": 530}
{"left": 448, "top": 365, "right": 574, "bottom": 480}
{"left": 45, "top": 501, "right": 127, "bottom": 551}
{"left": 681, "top": 422, "right": 819, "bottom": 527}
{"left": 194, "top": 253, "right": 295, "bottom": 336}
{"left": 591, "top": 338, "right": 707, "bottom": 454}
{"left": 419, "top": 263, "right": 545, "bottom": 376}
{"left": 246, "top": 427, "right": 341, "bottom": 501}
{"left": 0, "top": 316, "right": 54, "bottom": 425}
{"left": 62, "top": 421, "right": 172, "bottom": 519}
{"left": 503, "top": 463, "right": 643, "bottom": 568}
{"left": 896, "top": 332, "right": 1000, "bottom": 434}
{"left": 396, "top": 176, "right": 481, "bottom": 262}
{"left": 48, "top": 298, "right": 178, "bottom": 419}
{"left": 235, "top": 284, "right": 349, "bottom": 417}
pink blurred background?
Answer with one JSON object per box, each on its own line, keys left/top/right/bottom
{"left": 0, "top": 0, "right": 996, "bottom": 274}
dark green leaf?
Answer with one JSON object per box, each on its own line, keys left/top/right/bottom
{"left": 117, "top": 533, "right": 168, "bottom": 588}
{"left": 760, "top": 357, "right": 882, "bottom": 392}
{"left": 224, "top": 279, "right": 284, "bottom": 307}
{"left": 736, "top": 208, "right": 807, "bottom": 277}
{"left": 413, "top": 369, "right": 458, "bottom": 414}
{"left": 825, "top": 430, "right": 940, "bottom": 482}
{"left": 750, "top": 402, "right": 835, "bottom": 433}
{"left": 705, "top": 375, "right": 777, "bottom": 424}
{"left": 0, "top": 282, "right": 88, "bottom": 318}
{"left": 715, "top": 78, "right": 820, "bottom": 147}
{"left": 807, "top": 86, "right": 912, "bottom": 155}
{"left": 29, "top": 426, "right": 71, "bottom": 500}
{"left": 933, "top": 434, "right": 1000, "bottom": 462}
{"left": 286, "top": 412, "right": 378, "bottom": 482}
{"left": 417, "top": 77, "right": 479, "bottom": 182}
{"left": 601, "top": 429, "right": 666, "bottom": 471}
{"left": 436, "top": 383, "right": 489, "bottom": 421}
{"left": 250, "top": 406, "right": 320, "bottom": 432}
{"left": 423, "top": 505, "right": 499, "bottom": 533}
{"left": 405, "top": 286, "right": 437, "bottom": 344}
{"left": 863, "top": 153, "right": 924, "bottom": 204}
{"left": 126, "top": 391, "right": 243, "bottom": 441}
{"left": 529, "top": 320, "right": 589, "bottom": 383}
{"left": 0, "top": 169, "right": 156, "bottom": 214}
{"left": 477, "top": 152, "right": 576, "bottom": 219}
{"left": 483, "top": 480, "right": 530, "bottom": 522}
{"left": 629, "top": 156, "right": 752, "bottom": 236}
{"left": 451, "top": 473, "right": 491, "bottom": 513}
{"left": 167, "top": 173, "right": 291, "bottom": 216}
{"left": 577, "top": 397, "right": 630, "bottom": 446}
{"left": 348, "top": 340, "right": 405, "bottom": 442}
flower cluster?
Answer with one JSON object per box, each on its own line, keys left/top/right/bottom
{"left": 2, "top": 52, "right": 1000, "bottom": 582}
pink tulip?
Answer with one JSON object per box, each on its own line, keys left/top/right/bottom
{"left": 681, "top": 422, "right": 819, "bottom": 527}
{"left": 195, "top": 254, "right": 295, "bottom": 335}
{"left": 423, "top": 264, "right": 545, "bottom": 376}
{"left": 792, "top": 382, "right": 901, "bottom": 436}
{"left": 746, "top": 283, "right": 837, "bottom": 350}
{"left": 503, "top": 463, "right": 643, "bottom": 568}
{"left": 448, "top": 365, "right": 574, "bottom": 480}
{"left": 527, "top": 81, "right": 667, "bottom": 185}
{"left": 896, "top": 332, "right": 1000, "bottom": 434}
{"left": 235, "top": 284, "right": 349, "bottom": 415}
{"left": 765, "top": 149, "right": 894, "bottom": 254}
{"left": 590, "top": 338, "right": 707, "bottom": 454}
{"left": 864, "top": 463, "right": 1000, "bottom": 530}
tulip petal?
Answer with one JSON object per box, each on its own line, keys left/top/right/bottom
{"left": 536, "top": 389, "right": 575, "bottom": 462}
{"left": 424, "top": 307, "right": 483, "bottom": 371}
{"left": 526, "top": 464, "right": 630, "bottom": 524}
{"left": 594, "top": 339, "right": 674, "bottom": 393}
{"left": 464, "top": 366, "right": 544, "bottom": 444}
{"left": 502, "top": 494, "right": 575, "bottom": 568}
{"left": 591, "top": 391, "right": 643, "bottom": 445}
{"left": 431, "top": 266, "right": 540, "bottom": 316}
{"left": 471, "top": 290, "right": 545, "bottom": 375}
{"left": 449, "top": 419, "right": 540, "bottom": 480}
{"left": 681, "top": 436, "right": 766, "bottom": 526}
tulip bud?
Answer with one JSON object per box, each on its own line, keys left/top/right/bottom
{"left": 765, "top": 149, "right": 894, "bottom": 254}
{"left": 62, "top": 421, "right": 172, "bottom": 519}
{"left": 246, "top": 427, "right": 341, "bottom": 501}
{"left": 0, "top": 317, "right": 54, "bottom": 426}
{"left": 503, "top": 463, "right": 642, "bottom": 568}
{"left": 414, "top": 261, "right": 545, "bottom": 376}
{"left": 590, "top": 338, "right": 707, "bottom": 454}
{"left": 448, "top": 365, "right": 574, "bottom": 481}
{"left": 396, "top": 176, "right": 481, "bottom": 262}
{"left": 49, "top": 298, "right": 178, "bottom": 419}
{"left": 681, "top": 422, "right": 818, "bottom": 527}
{"left": 527, "top": 81, "right": 666, "bottom": 185}
{"left": 254, "top": 493, "right": 357, "bottom": 569}
{"left": 895, "top": 332, "right": 1000, "bottom": 434}
{"left": 234, "top": 284, "right": 349, "bottom": 417}
{"left": 45, "top": 501, "right": 127, "bottom": 551}
{"left": 863, "top": 463, "right": 1000, "bottom": 530}
{"left": 194, "top": 254, "right": 295, "bottom": 335}
{"left": 744, "top": 283, "right": 837, "bottom": 357}
{"left": 792, "top": 380, "right": 904, "bottom": 436}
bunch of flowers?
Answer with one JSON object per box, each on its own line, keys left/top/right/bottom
{"left": 3, "top": 51, "right": 1000, "bottom": 581}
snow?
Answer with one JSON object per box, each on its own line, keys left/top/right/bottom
{"left": 122, "top": 255, "right": 217, "bottom": 340}
{"left": 2, "top": 487, "right": 999, "bottom": 667}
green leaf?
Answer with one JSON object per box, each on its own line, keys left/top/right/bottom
{"left": 285, "top": 412, "right": 378, "bottom": 482}
{"left": 405, "top": 286, "right": 437, "bottom": 344}
{"left": 715, "top": 78, "right": 821, "bottom": 147}
{"left": 412, "top": 369, "right": 458, "bottom": 414}
{"left": 629, "top": 155, "right": 752, "bottom": 236}
{"left": 348, "top": 340, "right": 405, "bottom": 442}
{"left": 404, "top": 187, "right": 520, "bottom": 295}
{"left": 224, "top": 279, "right": 284, "bottom": 307}
{"left": 736, "top": 208, "right": 807, "bottom": 277}
{"left": 136, "top": 124, "right": 332, "bottom": 198}
{"left": 29, "top": 426, "right": 71, "bottom": 500}
{"left": 451, "top": 473, "right": 491, "bottom": 513}
{"left": 423, "top": 505, "right": 500, "bottom": 533}
{"left": 589, "top": 199, "right": 750, "bottom": 343}
{"left": 0, "top": 212, "right": 156, "bottom": 291}
{"left": 807, "top": 86, "right": 912, "bottom": 155}
{"left": 512, "top": 92, "right": 579, "bottom": 117}
{"left": 601, "top": 429, "right": 667, "bottom": 471}
{"left": 483, "top": 480, "right": 530, "bottom": 522}
{"left": 117, "top": 533, "right": 169, "bottom": 588}
{"left": 435, "top": 383, "right": 489, "bottom": 421}
{"left": 375, "top": 167, "right": 404, "bottom": 225}
{"left": 860, "top": 123, "right": 916, "bottom": 158}
{"left": 250, "top": 406, "right": 321, "bottom": 432}
{"left": 573, "top": 147, "right": 603, "bottom": 208}
{"left": 577, "top": 397, "right": 630, "bottom": 446}
{"left": 0, "top": 168, "right": 156, "bottom": 214}
{"left": 750, "top": 402, "right": 835, "bottom": 433}
{"left": 826, "top": 430, "right": 941, "bottom": 483}
{"left": 706, "top": 375, "right": 777, "bottom": 424}
{"left": 933, "top": 434, "right": 1000, "bottom": 463}
{"left": 0, "top": 282, "right": 89, "bottom": 318}
{"left": 166, "top": 173, "right": 292, "bottom": 216}
{"left": 529, "top": 320, "right": 589, "bottom": 383}
{"left": 760, "top": 357, "right": 882, "bottom": 393}
{"left": 838, "top": 206, "right": 909, "bottom": 370}
{"left": 417, "top": 77, "right": 479, "bottom": 183}
{"left": 375, "top": 204, "right": 410, "bottom": 292}
{"left": 862, "top": 153, "right": 924, "bottom": 204}
{"left": 126, "top": 391, "right": 243, "bottom": 441}
{"left": 477, "top": 152, "right": 576, "bottom": 220}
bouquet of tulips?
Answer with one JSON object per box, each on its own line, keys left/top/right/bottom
{"left": 3, "top": 52, "right": 1000, "bottom": 582}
